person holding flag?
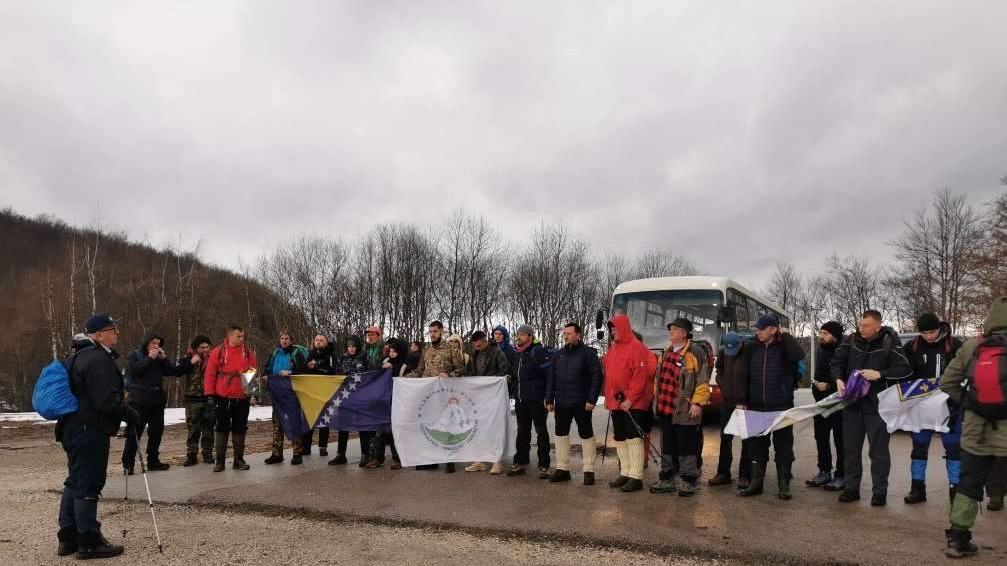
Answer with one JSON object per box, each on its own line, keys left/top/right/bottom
{"left": 902, "top": 313, "right": 963, "bottom": 505}
{"left": 263, "top": 331, "right": 309, "bottom": 465}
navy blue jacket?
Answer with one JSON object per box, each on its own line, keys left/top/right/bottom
{"left": 545, "top": 342, "right": 603, "bottom": 408}
{"left": 124, "top": 331, "right": 187, "bottom": 406}
{"left": 745, "top": 333, "right": 805, "bottom": 411}
{"left": 513, "top": 344, "right": 550, "bottom": 402}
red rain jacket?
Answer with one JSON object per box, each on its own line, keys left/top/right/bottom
{"left": 204, "top": 341, "right": 258, "bottom": 399}
{"left": 603, "top": 314, "right": 657, "bottom": 411}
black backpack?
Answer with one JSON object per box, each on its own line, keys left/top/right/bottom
{"left": 964, "top": 335, "right": 1007, "bottom": 421}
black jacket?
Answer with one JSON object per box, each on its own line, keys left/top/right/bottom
{"left": 513, "top": 344, "right": 551, "bottom": 402}
{"left": 124, "top": 331, "right": 186, "bottom": 406}
{"left": 903, "top": 323, "right": 962, "bottom": 380}
{"left": 60, "top": 344, "right": 132, "bottom": 437}
{"left": 306, "top": 344, "right": 339, "bottom": 375}
{"left": 715, "top": 342, "right": 749, "bottom": 407}
{"left": 338, "top": 336, "right": 369, "bottom": 375}
{"left": 830, "top": 326, "right": 912, "bottom": 398}
{"left": 545, "top": 342, "right": 603, "bottom": 408}
{"left": 745, "top": 333, "right": 805, "bottom": 411}
{"left": 813, "top": 340, "right": 841, "bottom": 401}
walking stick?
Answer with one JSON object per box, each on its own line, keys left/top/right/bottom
{"left": 121, "top": 466, "right": 128, "bottom": 541}
{"left": 600, "top": 409, "right": 611, "bottom": 467}
{"left": 615, "top": 393, "right": 662, "bottom": 465}
{"left": 133, "top": 430, "right": 164, "bottom": 554}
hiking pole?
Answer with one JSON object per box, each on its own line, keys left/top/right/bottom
{"left": 614, "top": 393, "right": 662, "bottom": 465}
{"left": 121, "top": 465, "right": 129, "bottom": 541}
{"left": 132, "top": 430, "right": 164, "bottom": 554}
{"left": 600, "top": 409, "right": 611, "bottom": 467}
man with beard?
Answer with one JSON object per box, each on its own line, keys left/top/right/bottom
{"left": 807, "top": 321, "right": 846, "bottom": 491}
{"left": 407, "top": 321, "right": 466, "bottom": 471}
{"left": 181, "top": 335, "right": 215, "bottom": 467}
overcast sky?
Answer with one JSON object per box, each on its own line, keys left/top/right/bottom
{"left": 1, "top": 1, "right": 1005, "bottom": 289}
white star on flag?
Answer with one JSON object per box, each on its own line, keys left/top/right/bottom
{"left": 341, "top": 390, "right": 351, "bottom": 399}
{"left": 348, "top": 382, "right": 358, "bottom": 391}
{"left": 333, "top": 398, "right": 342, "bottom": 408}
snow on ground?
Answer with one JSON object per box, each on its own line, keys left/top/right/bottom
{"left": 0, "top": 406, "right": 274, "bottom": 426}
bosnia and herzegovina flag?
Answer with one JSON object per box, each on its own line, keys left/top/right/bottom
{"left": 267, "top": 369, "right": 393, "bottom": 441}
{"left": 877, "top": 377, "right": 951, "bottom": 434}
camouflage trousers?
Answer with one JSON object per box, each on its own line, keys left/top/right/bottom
{"left": 184, "top": 402, "right": 215, "bottom": 457}
{"left": 271, "top": 407, "right": 304, "bottom": 457}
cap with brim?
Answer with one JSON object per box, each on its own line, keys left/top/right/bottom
{"left": 84, "top": 313, "right": 119, "bottom": 334}
{"left": 666, "top": 317, "right": 694, "bottom": 333}
{"left": 754, "top": 313, "right": 780, "bottom": 330}
{"left": 722, "top": 332, "right": 742, "bottom": 356}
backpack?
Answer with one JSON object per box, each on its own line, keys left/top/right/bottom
{"left": 964, "top": 335, "right": 1007, "bottom": 421}
{"left": 32, "top": 351, "right": 85, "bottom": 420}
{"left": 690, "top": 339, "right": 716, "bottom": 370}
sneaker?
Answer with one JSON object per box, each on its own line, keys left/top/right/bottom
{"left": 871, "top": 494, "right": 887, "bottom": 507}
{"left": 823, "top": 477, "right": 845, "bottom": 491}
{"left": 507, "top": 464, "right": 527, "bottom": 477}
{"left": 583, "top": 472, "right": 595, "bottom": 486}
{"left": 264, "top": 454, "right": 284, "bottom": 465}
{"left": 549, "top": 469, "right": 572, "bottom": 483}
{"left": 365, "top": 459, "right": 384, "bottom": 469}
{"left": 465, "top": 462, "right": 488, "bottom": 473}
{"left": 838, "top": 490, "right": 860, "bottom": 503}
{"left": 678, "top": 480, "right": 698, "bottom": 497}
{"left": 328, "top": 454, "right": 348, "bottom": 466}
{"left": 805, "top": 471, "right": 831, "bottom": 487}
{"left": 538, "top": 466, "right": 550, "bottom": 479}
{"left": 649, "top": 479, "right": 678, "bottom": 494}
{"left": 358, "top": 458, "right": 369, "bottom": 468}
{"left": 489, "top": 462, "right": 504, "bottom": 475}
{"left": 708, "top": 474, "right": 732, "bottom": 486}
{"left": 290, "top": 455, "right": 303, "bottom": 465}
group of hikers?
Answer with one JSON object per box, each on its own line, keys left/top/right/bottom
{"left": 52, "top": 295, "right": 1006, "bottom": 559}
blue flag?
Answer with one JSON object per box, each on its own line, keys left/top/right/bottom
{"left": 319, "top": 369, "right": 393, "bottom": 432}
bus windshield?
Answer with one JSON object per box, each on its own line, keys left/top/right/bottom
{"left": 612, "top": 290, "right": 723, "bottom": 351}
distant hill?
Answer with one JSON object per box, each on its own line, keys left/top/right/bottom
{"left": 0, "top": 208, "right": 301, "bottom": 411}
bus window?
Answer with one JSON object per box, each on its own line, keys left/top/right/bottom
{"left": 727, "top": 289, "right": 749, "bottom": 334}
{"left": 746, "top": 297, "right": 761, "bottom": 331}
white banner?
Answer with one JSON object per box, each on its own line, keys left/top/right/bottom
{"left": 878, "top": 378, "right": 951, "bottom": 434}
{"left": 392, "top": 376, "right": 510, "bottom": 467}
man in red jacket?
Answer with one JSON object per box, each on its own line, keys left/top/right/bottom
{"left": 603, "top": 315, "right": 658, "bottom": 492}
{"left": 204, "top": 325, "right": 258, "bottom": 472}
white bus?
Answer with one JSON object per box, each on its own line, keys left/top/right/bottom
{"left": 595, "top": 276, "right": 792, "bottom": 353}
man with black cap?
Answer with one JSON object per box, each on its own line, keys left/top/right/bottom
{"left": 651, "top": 317, "right": 711, "bottom": 496}
{"left": 903, "top": 312, "right": 964, "bottom": 505}
{"left": 710, "top": 331, "right": 752, "bottom": 489}
{"left": 55, "top": 313, "right": 141, "bottom": 559}
{"left": 807, "top": 321, "right": 846, "bottom": 491}
{"left": 507, "top": 324, "right": 552, "bottom": 478}
{"left": 738, "top": 314, "right": 805, "bottom": 500}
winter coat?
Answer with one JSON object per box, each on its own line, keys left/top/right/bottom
{"left": 745, "top": 332, "right": 805, "bottom": 411}
{"left": 204, "top": 341, "right": 258, "bottom": 400}
{"left": 405, "top": 339, "right": 465, "bottom": 378}
{"left": 384, "top": 339, "right": 409, "bottom": 377}
{"left": 365, "top": 339, "right": 385, "bottom": 370}
{"left": 812, "top": 340, "right": 841, "bottom": 401}
{"left": 657, "top": 340, "right": 711, "bottom": 426}
{"left": 602, "top": 314, "right": 658, "bottom": 411}
{"left": 263, "top": 344, "right": 309, "bottom": 377}
{"left": 545, "top": 342, "right": 603, "bottom": 408}
{"left": 465, "top": 343, "right": 511, "bottom": 377}
{"left": 940, "top": 296, "right": 1007, "bottom": 457}
{"left": 513, "top": 342, "right": 551, "bottom": 402}
{"left": 494, "top": 325, "right": 517, "bottom": 368}
{"left": 123, "top": 331, "right": 187, "bottom": 407}
{"left": 180, "top": 351, "right": 209, "bottom": 403}
{"left": 306, "top": 344, "right": 339, "bottom": 375}
{"left": 59, "top": 344, "right": 131, "bottom": 437}
{"left": 714, "top": 342, "right": 749, "bottom": 407}
{"left": 830, "top": 326, "right": 912, "bottom": 401}
{"left": 904, "top": 323, "right": 962, "bottom": 380}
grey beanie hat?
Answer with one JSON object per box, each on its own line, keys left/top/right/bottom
{"left": 516, "top": 324, "right": 535, "bottom": 336}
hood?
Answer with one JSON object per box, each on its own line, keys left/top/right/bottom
{"left": 984, "top": 296, "right": 1007, "bottom": 336}
{"left": 493, "top": 325, "right": 511, "bottom": 347}
{"left": 387, "top": 338, "right": 408, "bottom": 358}
{"left": 608, "top": 314, "right": 635, "bottom": 344}
{"left": 138, "top": 331, "right": 165, "bottom": 354}
{"left": 345, "top": 335, "right": 364, "bottom": 355}
{"left": 71, "top": 333, "right": 94, "bottom": 353}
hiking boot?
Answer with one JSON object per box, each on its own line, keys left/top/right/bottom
{"left": 213, "top": 432, "right": 227, "bottom": 472}
{"left": 904, "top": 480, "right": 927, "bottom": 504}
{"left": 988, "top": 490, "right": 1005, "bottom": 511}
{"left": 213, "top": 457, "right": 226, "bottom": 472}
{"left": 465, "top": 462, "right": 488, "bottom": 473}
{"left": 777, "top": 463, "right": 792, "bottom": 501}
{"left": 146, "top": 460, "right": 170, "bottom": 472}
{"left": 202, "top": 452, "right": 215, "bottom": 465}
{"left": 75, "top": 531, "right": 124, "bottom": 560}
{"left": 489, "top": 462, "right": 504, "bottom": 475}
{"left": 871, "top": 493, "right": 887, "bottom": 507}
{"left": 649, "top": 478, "right": 678, "bottom": 494}
{"left": 444, "top": 463, "right": 456, "bottom": 474}
{"left": 739, "top": 462, "right": 765, "bottom": 497}
{"left": 264, "top": 454, "right": 284, "bottom": 465}
{"left": 232, "top": 458, "right": 250, "bottom": 470}
{"left": 583, "top": 472, "right": 595, "bottom": 486}
{"left": 507, "top": 465, "right": 527, "bottom": 477}
{"left": 183, "top": 453, "right": 198, "bottom": 467}
{"left": 678, "top": 480, "right": 698, "bottom": 497}
{"left": 608, "top": 475, "right": 630, "bottom": 488}
{"left": 290, "top": 455, "right": 303, "bottom": 465}
{"left": 736, "top": 476, "right": 750, "bottom": 490}
{"left": 805, "top": 470, "right": 831, "bottom": 487}
{"left": 708, "top": 473, "right": 732, "bottom": 486}
{"left": 365, "top": 459, "right": 383, "bottom": 469}
{"left": 823, "top": 477, "right": 845, "bottom": 491}
{"left": 944, "top": 529, "right": 978, "bottom": 558}
{"left": 232, "top": 433, "right": 250, "bottom": 470}
{"left": 358, "top": 458, "right": 369, "bottom": 468}
{"left": 621, "top": 478, "right": 643, "bottom": 492}
{"left": 319, "top": 447, "right": 328, "bottom": 457}
{"left": 328, "top": 454, "right": 348, "bottom": 466}
{"left": 549, "top": 469, "right": 572, "bottom": 483}
{"left": 57, "top": 527, "right": 77, "bottom": 557}
{"left": 538, "top": 466, "right": 551, "bottom": 479}
{"left": 838, "top": 490, "right": 860, "bottom": 502}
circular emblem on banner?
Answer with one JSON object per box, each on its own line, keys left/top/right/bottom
{"left": 417, "top": 384, "right": 479, "bottom": 452}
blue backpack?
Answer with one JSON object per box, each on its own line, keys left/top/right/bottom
{"left": 32, "top": 353, "right": 83, "bottom": 420}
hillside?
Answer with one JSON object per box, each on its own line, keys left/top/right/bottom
{"left": 0, "top": 208, "right": 299, "bottom": 410}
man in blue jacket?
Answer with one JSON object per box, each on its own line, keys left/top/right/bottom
{"left": 507, "top": 325, "right": 552, "bottom": 478}
{"left": 545, "top": 323, "right": 603, "bottom": 485}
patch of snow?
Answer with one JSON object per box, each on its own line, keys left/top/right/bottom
{"left": 0, "top": 406, "right": 275, "bottom": 426}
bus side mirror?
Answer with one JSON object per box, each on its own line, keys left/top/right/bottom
{"left": 719, "top": 306, "right": 737, "bottom": 323}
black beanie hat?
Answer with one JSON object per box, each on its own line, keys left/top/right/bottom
{"left": 820, "top": 321, "right": 844, "bottom": 341}
{"left": 916, "top": 313, "right": 941, "bottom": 332}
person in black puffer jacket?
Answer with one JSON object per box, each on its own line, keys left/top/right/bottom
{"left": 830, "top": 309, "right": 912, "bottom": 506}
{"left": 507, "top": 324, "right": 552, "bottom": 478}
{"left": 328, "top": 335, "right": 374, "bottom": 467}
{"left": 121, "top": 330, "right": 187, "bottom": 473}
{"left": 301, "top": 334, "right": 339, "bottom": 459}
{"left": 807, "top": 321, "right": 846, "bottom": 490}
{"left": 711, "top": 332, "right": 752, "bottom": 489}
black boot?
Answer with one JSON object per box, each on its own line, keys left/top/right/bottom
{"left": 57, "top": 527, "right": 77, "bottom": 557}
{"left": 989, "top": 488, "right": 1005, "bottom": 511}
{"left": 202, "top": 451, "right": 215, "bottom": 464}
{"left": 213, "top": 432, "right": 227, "bottom": 472}
{"left": 739, "top": 462, "right": 765, "bottom": 497}
{"left": 549, "top": 469, "right": 572, "bottom": 483}
{"left": 444, "top": 463, "right": 456, "bottom": 473}
{"left": 944, "top": 528, "right": 978, "bottom": 558}
{"left": 949, "top": 485, "right": 957, "bottom": 505}
{"left": 904, "top": 480, "right": 927, "bottom": 504}
{"left": 232, "top": 433, "right": 250, "bottom": 470}
{"left": 264, "top": 454, "right": 284, "bottom": 465}
{"left": 608, "top": 475, "right": 630, "bottom": 488}
{"left": 777, "top": 462, "right": 792, "bottom": 501}
{"left": 183, "top": 453, "right": 198, "bottom": 467}
{"left": 75, "top": 530, "right": 124, "bottom": 560}
{"left": 146, "top": 459, "right": 170, "bottom": 471}
{"left": 620, "top": 478, "right": 643, "bottom": 492}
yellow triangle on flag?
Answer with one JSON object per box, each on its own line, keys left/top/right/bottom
{"left": 289, "top": 374, "right": 346, "bottom": 426}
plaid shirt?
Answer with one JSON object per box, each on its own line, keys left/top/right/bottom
{"left": 656, "top": 347, "right": 686, "bottom": 416}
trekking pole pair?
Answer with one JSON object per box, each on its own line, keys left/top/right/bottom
{"left": 614, "top": 393, "right": 662, "bottom": 465}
